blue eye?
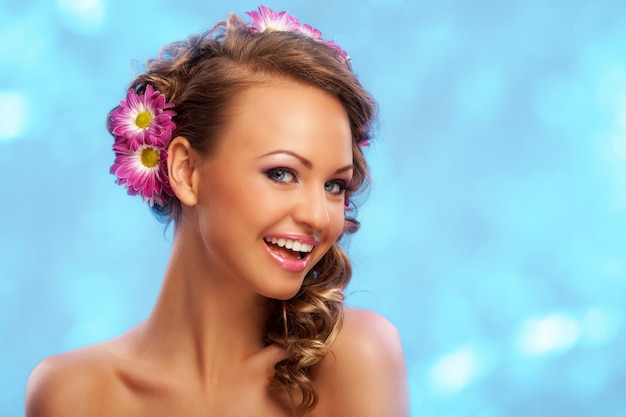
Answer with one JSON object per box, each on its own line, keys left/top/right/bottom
{"left": 325, "top": 181, "right": 346, "bottom": 194}
{"left": 266, "top": 168, "right": 296, "bottom": 183}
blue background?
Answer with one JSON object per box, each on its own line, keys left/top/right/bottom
{"left": 2, "top": 0, "right": 626, "bottom": 415}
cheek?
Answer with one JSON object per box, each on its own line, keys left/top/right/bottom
{"left": 204, "top": 178, "right": 250, "bottom": 214}
{"left": 329, "top": 204, "right": 347, "bottom": 240}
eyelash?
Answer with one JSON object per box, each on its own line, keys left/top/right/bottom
{"left": 265, "top": 167, "right": 297, "bottom": 184}
{"left": 264, "top": 168, "right": 348, "bottom": 195}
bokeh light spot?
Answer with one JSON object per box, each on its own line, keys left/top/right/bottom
{"left": 429, "top": 341, "right": 498, "bottom": 393}
{"left": 580, "top": 305, "right": 622, "bottom": 347}
{"left": 515, "top": 313, "right": 580, "bottom": 356}
{"left": 55, "top": 0, "right": 106, "bottom": 34}
{"left": 0, "top": 91, "right": 28, "bottom": 142}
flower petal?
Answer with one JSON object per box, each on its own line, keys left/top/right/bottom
{"left": 244, "top": 6, "right": 350, "bottom": 62}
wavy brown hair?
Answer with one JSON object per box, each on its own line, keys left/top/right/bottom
{"left": 112, "top": 12, "right": 376, "bottom": 416}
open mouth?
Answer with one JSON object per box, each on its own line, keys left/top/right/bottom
{"left": 263, "top": 237, "right": 314, "bottom": 260}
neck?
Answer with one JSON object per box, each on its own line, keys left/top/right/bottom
{"left": 135, "top": 228, "right": 276, "bottom": 379}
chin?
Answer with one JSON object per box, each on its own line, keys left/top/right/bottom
{"left": 266, "top": 288, "right": 303, "bottom": 301}
{"left": 260, "top": 279, "right": 306, "bottom": 301}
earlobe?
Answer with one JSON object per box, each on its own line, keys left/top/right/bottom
{"left": 167, "top": 136, "right": 198, "bottom": 206}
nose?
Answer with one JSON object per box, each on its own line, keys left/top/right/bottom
{"left": 292, "top": 185, "right": 330, "bottom": 232}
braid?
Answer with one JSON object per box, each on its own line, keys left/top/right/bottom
{"left": 267, "top": 244, "right": 352, "bottom": 416}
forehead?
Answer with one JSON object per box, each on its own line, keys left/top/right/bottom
{"left": 214, "top": 80, "right": 353, "bottom": 160}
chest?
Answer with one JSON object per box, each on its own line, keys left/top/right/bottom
{"left": 110, "top": 373, "right": 293, "bottom": 417}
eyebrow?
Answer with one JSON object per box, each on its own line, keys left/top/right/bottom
{"left": 259, "top": 150, "right": 353, "bottom": 174}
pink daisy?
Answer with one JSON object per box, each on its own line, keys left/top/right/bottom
{"left": 323, "top": 40, "right": 351, "bottom": 61}
{"left": 109, "top": 85, "right": 176, "bottom": 151}
{"left": 245, "top": 6, "right": 350, "bottom": 62}
{"left": 110, "top": 142, "right": 174, "bottom": 207}
{"left": 246, "top": 5, "right": 301, "bottom": 33}
{"left": 298, "top": 23, "right": 322, "bottom": 39}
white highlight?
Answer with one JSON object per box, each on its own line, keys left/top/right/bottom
{"left": 0, "top": 91, "right": 28, "bottom": 142}
{"left": 515, "top": 313, "right": 580, "bottom": 356}
{"left": 56, "top": 0, "right": 105, "bottom": 33}
{"left": 429, "top": 342, "right": 497, "bottom": 393}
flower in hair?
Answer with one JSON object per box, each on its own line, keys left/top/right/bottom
{"left": 109, "top": 86, "right": 176, "bottom": 206}
{"left": 246, "top": 6, "right": 350, "bottom": 60}
{"left": 246, "top": 5, "right": 300, "bottom": 33}
{"left": 110, "top": 143, "right": 173, "bottom": 206}
{"left": 297, "top": 23, "right": 322, "bottom": 39}
{"left": 109, "top": 84, "right": 176, "bottom": 151}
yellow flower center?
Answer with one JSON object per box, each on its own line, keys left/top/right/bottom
{"left": 140, "top": 147, "right": 159, "bottom": 168}
{"left": 135, "top": 111, "right": 152, "bottom": 129}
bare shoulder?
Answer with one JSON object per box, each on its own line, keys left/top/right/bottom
{"left": 312, "top": 308, "right": 410, "bottom": 417}
{"left": 332, "top": 308, "right": 407, "bottom": 377}
{"left": 25, "top": 345, "right": 121, "bottom": 417}
{"left": 339, "top": 308, "right": 404, "bottom": 353}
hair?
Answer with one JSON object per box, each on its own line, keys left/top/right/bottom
{"left": 114, "top": 12, "right": 376, "bottom": 417}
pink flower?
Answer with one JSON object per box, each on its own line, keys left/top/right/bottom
{"left": 109, "top": 84, "right": 176, "bottom": 151}
{"left": 110, "top": 142, "right": 174, "bottom": 207}
{"left": 246, "top": 6, "right": 301, "bottom": 33}
{"left": 108, "top": 85, "right": 177, "bottom": 206}
{"left": 323, "top": 40, "right": 351, "bottom": 61}
{"left": 298, "top": 23, "right": 322, "bottom": 39}
{"left": 245, "top": 6, "right": 350, "bottom": 63}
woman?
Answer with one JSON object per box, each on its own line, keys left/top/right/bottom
{"left": 26, "top": 7, "right": 409, "bottom": 416}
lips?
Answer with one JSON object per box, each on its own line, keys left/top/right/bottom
{"left": 263, "top": 236, "right": 316, "bottom": 272}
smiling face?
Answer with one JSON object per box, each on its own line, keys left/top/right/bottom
{"left": 187, "top": 80, "right": 353, "bottom": 300}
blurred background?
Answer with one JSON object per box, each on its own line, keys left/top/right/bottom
{"left": 2, "top": 0, "right": 626, "bottom": 415}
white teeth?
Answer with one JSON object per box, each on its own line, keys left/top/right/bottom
{"left": 264, "top": 237, "right": 314, "bottom": 253}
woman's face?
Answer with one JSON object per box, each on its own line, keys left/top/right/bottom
{"left": 192, "top": 80, "right": 353, "bottom": 300}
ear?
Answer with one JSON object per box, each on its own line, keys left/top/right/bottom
{"left": 167, "top": 136, "right": 199, "bottom": 206}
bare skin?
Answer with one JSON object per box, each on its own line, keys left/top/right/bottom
{"left": 26, "top": 309, "right": 407, "bottom": 416}
{"left": 26, "top": 81, "right": 410, "bottom": 417}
